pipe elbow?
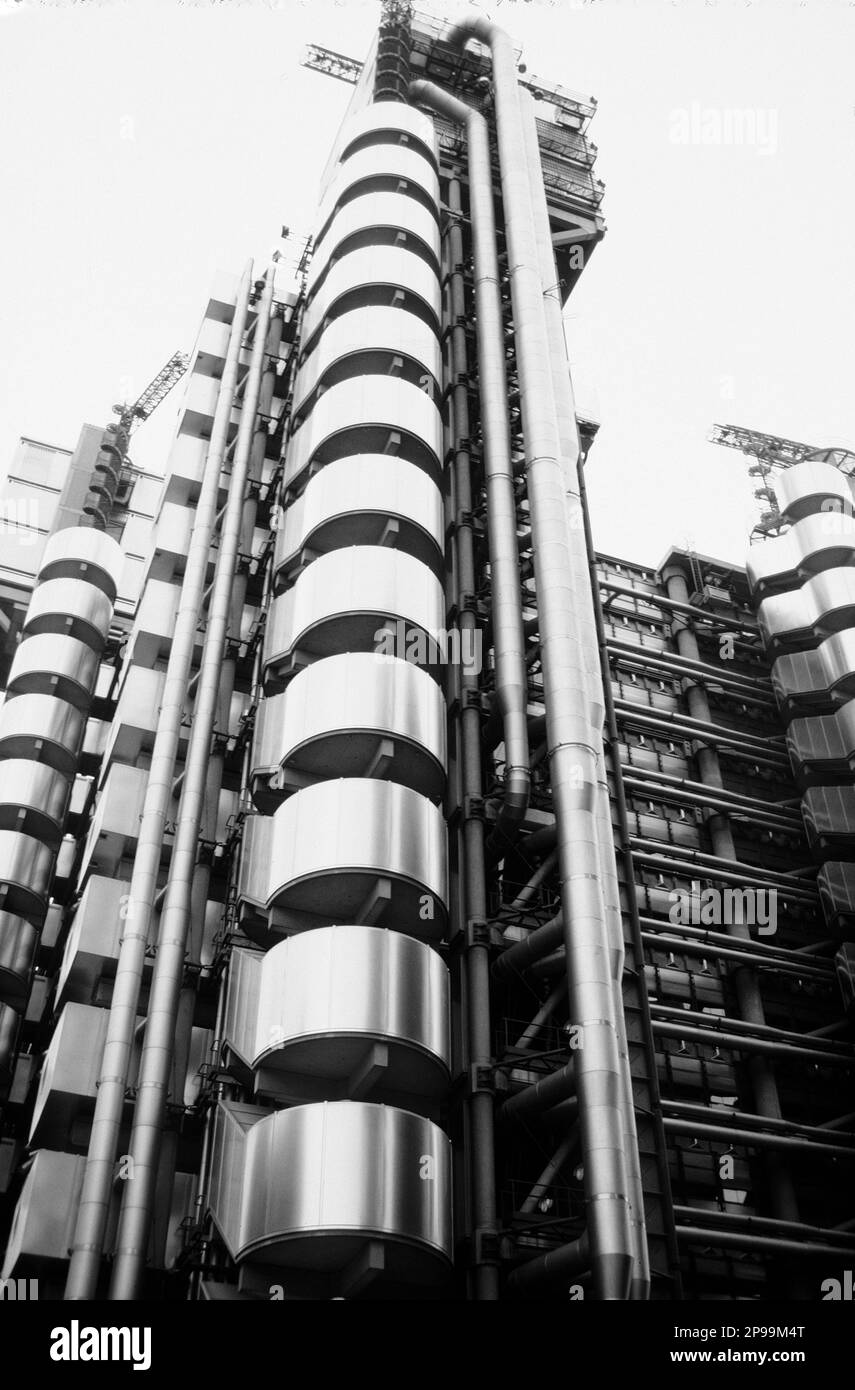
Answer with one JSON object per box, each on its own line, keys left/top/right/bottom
{"left": 407, "top": 78, "right": 432, "bottom": 105}
{"left": 407, "top": 77, "right": 470, "bottom": 127}
{"left": 445, "top": 15, "right": 502, "bottom": 49}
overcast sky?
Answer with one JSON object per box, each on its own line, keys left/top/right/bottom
{"left": 1, "top": 0, "right": 853, "bottom": 568}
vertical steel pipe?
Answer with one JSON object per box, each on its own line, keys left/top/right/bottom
{"left": 409, "top": 80, "right": 530, "bottom": 855}
{"left": 445, "top": 16, "right": 634, "bottom": 1298}
{"left": 444, "top": 164, "right": 500, "bottom": 1302}
{"left": 108, "top": 267, "right": 276, "bottom": 1300}
{"left": 65, "top": 262, "right": 254, "bottom": 1301}
{"left": 520, "top": 91, "right": 648, "bottom": 1299}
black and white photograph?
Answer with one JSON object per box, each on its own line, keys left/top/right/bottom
{"left": 0, "top": 0, "right": 852, "bottom": 1362}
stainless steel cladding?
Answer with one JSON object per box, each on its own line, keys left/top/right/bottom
{"left": 284, "top": 377, "right": 443, "bottom": 490}
{"left": 262, "top": 548, "right": 446, "bottom": 686}
{"left": 22, "top": 579, "right": 114, "bottom": 649}
{"left": 292, "top": 307, "right": 441, "bottom": 416}
{"left": 300, "top": 247, "right": 441, "bottom": 351}
{"left": 308, "top": 195, "right": 440, "bottom": 292}
{"left": 273, "top": 454, "right": 444, "bottom": 584}
{"left": 748, "top": 446, "right": 855, "bottom": 1013}
{"left": 242, "top": 777, "right": 448, "bottom": 940}
{"left": 5, "top": 634, "right": 101, "bottom": 709}
{"left": 250, "top": 652, "right": 447, "bottom": 805}
{"left": 0, "top": 761, "right": 73, "bottom": 844}
{"left": 772, "top": 637, "right": 855, "bottom": 710}
{"left": 787, "top": 705, "right": 855, "bottom": 782}
{"left": 315, "top": 143, "right": 439, "bottom": 238}
{"left": 225, "top": 99, "right": 452, "bottom": 1291}
{"left": 775, "top": 459, "right": 855, "bottom": 522}
{"left": 208, "top": 1101, "right": 452, "bottom": 1285}
{"left": 0, "top": 912, "right": 39, "bottom": 1009}
{"left": 748, "top": 512, "right": 855, "bottom": 596}
{"left": 0, "top": 526, "right": 123, "bottom": 1073}
{"left": 223, "top": 926, "right": 450, "bottom": 1104}
{"left": 0, "top": 696, "right": 86, "bottom": 775}
{"left": 758, "top": 568, "right": 855, "bottom": 650}
{"left": 35, "top": 525, "right": 124, "bottom": 601}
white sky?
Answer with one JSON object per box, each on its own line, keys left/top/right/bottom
{"left": 1, "top": 0, "right": 853, "bottom": 568}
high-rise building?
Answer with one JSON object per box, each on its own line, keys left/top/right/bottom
{"left": 0, "top": 7, "right": 852, "bottom": 1303}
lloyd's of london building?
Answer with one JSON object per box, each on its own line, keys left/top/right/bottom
{"left": 0, "top": 7, "right": 852, "bottom": 1302}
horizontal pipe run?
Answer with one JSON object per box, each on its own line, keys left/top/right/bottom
{"left": 607, "top": 639, "right": 773, "bottom": 700}
{"left": 675, "top": 1226, "right": 855, "bottom": 1259}
{"left": 664, "top": 1117, "right": 855, "bottom": 1159}
{"left": 621, "top": 764, "right": 802, "bottom": 821}
{"left": 529, "top": 938, "right": 835, "bottom": 985}
{"left": 654, "top": 1023, "right": 854, "bottom": 1069}
{"left": 600, "top": 580, "right": 759, "bottom": 634}
{"left": 631, "top": 836, "right": 815, "bottom": 888}
{"left": 612, "top": 701, "right": 789, "bottom": 762}
{"left": 664, "top": 1099, "right": 855, "bottom": 1148}
{"left": 622, "top": 777, "right": 799, "bottom": 834}
{"left": 651, "top": 1003, "right": 853, "bottom": 1057}
{"left": 638, "top": 915, "right": 832, "bottom": 966}
{"left": 641, "top": 931, "right": 833, "bottom": 980}
{"left": 631, "top": 850, "right": 817, "bottom": 902}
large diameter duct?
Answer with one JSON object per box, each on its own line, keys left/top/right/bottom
{"left": 408, "top": 80, "right": 529, "bottom": 858}
{"left": 409, "top": 78, "right": 529, "bottom": 1299}
{"left": 445, "top": 15, "right": 633, "bottom": 1298}
{"left": 520, "top": 91, "right": 649, "bottom": 1300}
{"left": 108, "top": 268, "right": 276, "bottom": 1301}
{"left": 65, "top": 261, "right": 254, "bottom": 1301}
